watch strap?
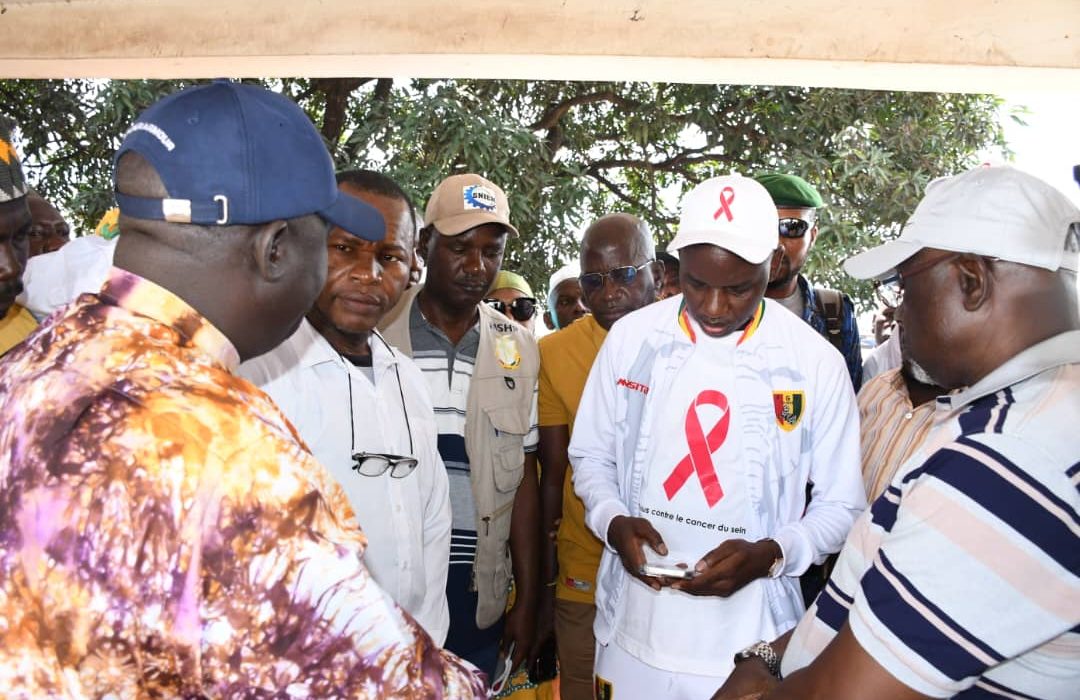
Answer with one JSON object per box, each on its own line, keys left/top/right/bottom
{"left": 734, "top": 640, "right": 782, "bottom": 678}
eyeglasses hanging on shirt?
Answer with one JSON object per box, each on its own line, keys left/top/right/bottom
{"left": 483, "top": 296, "right": 537, "bottom": 322}
{"left": 340, "top": 333, "right": 419, "bottom": 478}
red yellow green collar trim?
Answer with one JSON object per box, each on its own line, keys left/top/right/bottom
{"left": 677, "top": 298, "right": 765, "bottom": 346}
{"left": 677, "top": 299, "right": 697, "bottom": 344}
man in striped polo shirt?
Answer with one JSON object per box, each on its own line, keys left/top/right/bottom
{"left": 713, "top": 166, "right": 1080, "bottom": 699}
{"left": 379, "top": 173, "right": 540, "bottom": 680}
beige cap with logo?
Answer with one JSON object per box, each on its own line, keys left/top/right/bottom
{"left": 424, "top": 173, "right": 519, "bottom": 237}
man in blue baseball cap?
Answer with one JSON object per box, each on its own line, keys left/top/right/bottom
{"left": 0, "top": 82, "right": 487, "bottom": 697}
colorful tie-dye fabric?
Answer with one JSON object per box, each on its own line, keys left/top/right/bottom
{"left": 0, "top": 267, "right": 489, "bottom": 699}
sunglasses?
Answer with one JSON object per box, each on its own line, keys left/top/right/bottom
{"left": 579, "top": 261, "right": 654, "bottom": 296}
{"left": 778, "top": 218, "right": 813, "bottom": 239}
{"left": 484, "top": 297, "right": 537, "bottom": 322}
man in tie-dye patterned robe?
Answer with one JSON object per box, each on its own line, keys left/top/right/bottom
{"left": 0, "top": 81, "right": 488, "bottom": 699}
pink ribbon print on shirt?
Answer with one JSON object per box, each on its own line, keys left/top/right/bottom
{"left": 663, "top": 389, "right": 730, "bottom": 507}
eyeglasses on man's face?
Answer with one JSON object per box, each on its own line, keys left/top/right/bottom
{"left": 483, "top": 296, "right": 537, "bottom": 322}
{"left": 873, "top": 251, "right": 963, "bottom": 309}
{"left": 578, "top": 260, "right": 654, "bottom": 296}
{"left": 352, "top": 452, "right": 419, "bottom": 478}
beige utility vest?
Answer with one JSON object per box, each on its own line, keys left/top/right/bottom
{"left": 379, "top": 284, "right": 539, "bottom": 628}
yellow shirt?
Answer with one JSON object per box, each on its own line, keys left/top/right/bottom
{"left": 537, "top": 314, "right": 607, "bottom": 604}
{"left": 0, "top": 303, "right": 37, "bottom": 356}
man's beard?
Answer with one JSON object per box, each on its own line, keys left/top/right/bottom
{"left": 766, "top": 275, "right": 795, "bottom": 291}
{"left": 0, "top": 281, "right": 24, "bottom": 315}
{"left": 767, "top": 253, "right": 800, "bottom": 289}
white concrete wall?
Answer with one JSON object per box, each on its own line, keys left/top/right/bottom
{"left": 0, "top": 0, "right": 1077, "bottom": 92}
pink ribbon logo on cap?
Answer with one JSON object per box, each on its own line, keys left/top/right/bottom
{"left": 663, "top": 390, "right": 729, "bottom": 507}
{"left": 713, "top": 187, "right": 736, "bottom": 222}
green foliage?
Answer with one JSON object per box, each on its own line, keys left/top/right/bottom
{"left": 1, "top": 78, "right": 1009, "bottom": 307}
{"left": 1, "top": 80, "right": 202, "bottom": 230}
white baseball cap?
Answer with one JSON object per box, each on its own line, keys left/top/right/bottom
{"left": 845, "top": 166, "right": 1080, "bottom": 280}
{"left": 668, "top": 175, "right": 779, "bottom": 264}
{"left": 547, "top": 261, "right": 580, "bottom": 300}
{"left": 545, "top": 261, "right": 581, "bottom": 328}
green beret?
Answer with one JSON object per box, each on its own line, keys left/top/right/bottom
{"left": 753, "top": 173, "right": 824, "bottom": 209}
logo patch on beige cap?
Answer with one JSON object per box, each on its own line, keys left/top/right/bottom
{"left": 463, "top": 184, "right": 498, "bottom": 212}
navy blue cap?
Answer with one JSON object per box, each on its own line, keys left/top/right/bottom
{"left": 113, "top": 80, "right": 384, "bottom": 241}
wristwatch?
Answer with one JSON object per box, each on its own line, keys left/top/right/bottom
{"left": 761, "top": 538, "right": 784, "bottom": 578}
{"left": 767, "top": 552, "right": 785, "bottom": 578}
{"left": 734, "top": 640, "right": 782, "bottom": 678}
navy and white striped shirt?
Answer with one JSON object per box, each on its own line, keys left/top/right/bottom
{"left": 783, "top": 331, "right": 1080, "bottom": 698}
{"left": 408, "top": 302, "right": 538, "bottom": 569}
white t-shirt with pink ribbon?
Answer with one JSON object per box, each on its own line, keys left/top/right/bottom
{"left": 615, "top": 318, "right": 782, "bottom": 676}
{"left": 569, "top": 295, "right": 866, "bottom": 680}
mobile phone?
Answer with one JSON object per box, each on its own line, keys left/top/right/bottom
{"left": 639, "top": 563, "right": 696, "bottom": 579}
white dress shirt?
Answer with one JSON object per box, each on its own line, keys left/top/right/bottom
{"left": 239, "top": 319, "right": 451, "bottom": 644}
{"left": 18, "top": 234, "right": 116, "bottom": 320}
{"left": 862, "top": 333, "right": 902, "bottom": 384}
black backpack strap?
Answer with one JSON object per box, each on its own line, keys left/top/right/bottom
{"left": 813, "top": 287, "right": 844, "bottom": 352}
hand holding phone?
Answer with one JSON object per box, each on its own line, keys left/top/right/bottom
{"left": 607, "top": 515, "right": 670, "bottom": 591}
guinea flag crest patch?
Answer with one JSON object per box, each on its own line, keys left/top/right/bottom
{"left": 594, "top": 676, "right": 614, "bottom": 700}
{"left": 494, "top": 334, "right": 521, "bottom": 370}
{"left": 773, "top": 390, "right": 806, "bottom": 432}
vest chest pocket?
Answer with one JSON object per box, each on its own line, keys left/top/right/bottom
{"left": 484, "top": 404, "right": 528, "bottom": 493}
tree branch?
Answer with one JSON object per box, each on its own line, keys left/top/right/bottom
{"left": 530, "top": 91, "right": 639, "bottom": 161}
{"left": 528, "top": 91, "right": 643, "bottom": 131}
{"left": 313, "top": 78, "right": 373, "bottom": 145}
{"left": 586, "top": 150, "right": 740, "bottom": 175}
{"left": 373, "top": 78, "right": 393, "bottom": 103}
{"left": 587, "top": 170, "right": 676, "bottom": 224}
